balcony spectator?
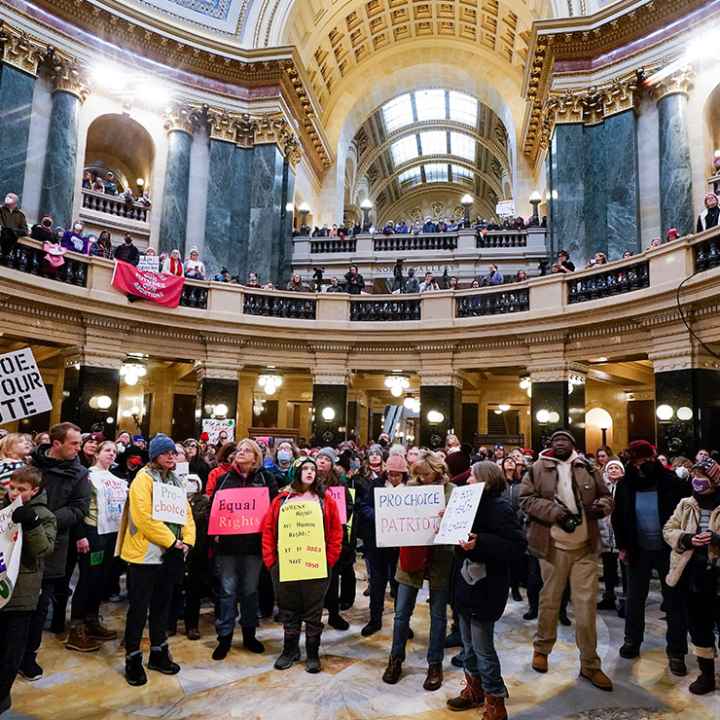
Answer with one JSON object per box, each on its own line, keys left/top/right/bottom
{"left": 329, "top": 224, "right": 338, "bottom": 238}
{"left": 436, "top": 219, "right": 448, "bottom": 233}
{"left": 588, "top": 252, "right": 608, "bottom": 268}
{"left": 622, "top": 250, "right": 634, "bottom": 259}
{"left": 382, "top": 222, "right": 395, "bottom": 235}
{"left": 113, "top": 234, "right": 140, "bottom": 266}
{"left": 213, "top": 268, "right": 231, "bottom": 283}
{"left": 649, "top": 237, "right": 662, "bottom": 249}
{"left": 244, "top": 271, "right": 261, "bottom": 288}
{"left": 62, "top": 222, "right": 89, "bottom": 255}
{"left": 344, "top": 265, "right": 365, "bottom": 295}
{"left": 92, "top": 176, "right": 105, "bottom": 193}
{"left": 325, "top": 277, "right": 344, "bottom": 293}
{"left": 556, "top": 250, "right": 575, "bottom": 273}
{"left": 396, "top": 220, "right": 408, "bottom": 233}
{"left": 90, "top": 230, "right": 114, "bottom": 259}
{"left": 448, "top": 276, "right": 460, "bottom": 290}
{"left": 82, "top": 171, "right": 93, "bottom": 190}
{"left": 31, "top": 216, "right": 55, "bottom": 244}
{"left": 122, "top": 187, "right": 135, "bottom": 207}
{"left": 311, "top": 226, "right": 322, "bottom": 237}
{"left": 139, "top": 190, "right": 152, "bottom": 208}
{"left": 263, "top": 282, "right": 274, "bottom": 290}
{"left": 422, "top": 217, "right": 437, "bottom": 233}
{"left": 697, "top": 193, "right": 719, "bottom": 232}
{"left": 666, "top": 228, "right": 680, "bottom": 242}
{"left": 516, "top": 270, "right": 528, "bottom": 282}
{"left": 287, "top": 272, "right": 309, "bottom": 292}
{"left": 470, "top": 279, "right": 480, "bottom": 288}
{"left": 0, "top": 193, "right": 28, "bottom": 257}
{"left": 161, "top": 249, "right": 183, "bottom": 276}
{"left": 104, "top": 172, "right": 118, "bottom": 195}
{"left": 483, "top": 264, "right": 504, "bottom": 286}
{"left": 419, "top": 271, "right": 440, "bottom": 293}
{"left": 184, "top": 248, "right": 206, "bottom": 280}
{"left": 513, "top": 216, "right": 526, "bottom": 230}
{"left": 404, "top": 268, "right": 419, "bottom": 293}
{"left": 42, "top": 240, "right": 66, "bottom": 276}
{"left": 411, "top": 221, "right": 422, "bottom": 235}
{"left": 351, "top": 222, "right": 361, "bottom": 236}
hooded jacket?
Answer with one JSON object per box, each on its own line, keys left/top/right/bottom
{"left": 31, "top": 445, "right": 90, "bottom": 578}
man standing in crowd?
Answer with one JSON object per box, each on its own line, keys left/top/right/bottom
{"left": 20, "top": 422, "right": 90, "bottom": 681}
{"left": 0, "top": 192, "right": 28, "bottom": 257}
{"left": 611, "top": 440, "right": 690, "bottom": 675}
{"left": 519, "top": 430, "right": 613, "bottom": 691}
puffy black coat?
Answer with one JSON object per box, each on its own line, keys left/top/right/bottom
{"left": 454, "top": 490, "right": 526, "bottom": 622}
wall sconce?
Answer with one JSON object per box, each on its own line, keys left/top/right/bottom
{"left": 89, "top": 395, "right": 112, "bottom": 410}
{"left": 656, "top": 404, "right": 674, "bottom": 421}
{"left": 321, "top": 406, "right": 336, "bottom": 421}
{"left": 427, "top": 410, "right": 444, "bottom": 424}
{"left": 536, "top": 409, "right": 550, "bottom": 424}
{"left": 676, "top": 406, "right": 693, "bottom": 421}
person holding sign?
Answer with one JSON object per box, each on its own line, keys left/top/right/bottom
{"left": 119, "top": 435, "right": 196, "bottom": 687}
{"left": 261, "top": 457, "right": 342, "bottom": 674}
{"left": 446, "top": 462, "right": 526, "bottom": 720}
{"left": 210, "top": 439, "right": 279, "bottom": 661}
{"left": 0, "top": 467, "right": 56, "bottom": 716}
{"left": 382, "top": 451, "right": 456, "bottom": 692}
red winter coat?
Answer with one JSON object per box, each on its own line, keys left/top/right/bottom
{"left": 205, "top": 463, "right": 231, "bottom": 498}
{"left": 261, "top": 490, "right": 343, "bottom": 570}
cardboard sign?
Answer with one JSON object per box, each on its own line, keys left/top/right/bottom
{"left": 151, "top": 482, "right": 187, "bottom": 525}
{"left": 326, "top": 486, "right": 347, "bottom": 525}
{"left": 92, "top": 470, "right": 128, "bottom": 535}
{"left": 374, "top": 485, "right": 445, "bottom": 548}
{"left": 208, "top": 487, "right": 270, "bottom": 535}
{"left": 496, "top": 200, "right": 516, "bottom": 217}
{"left": 278, "top": 500, "right": 327, "bottom": 582}
{"left": 174, "top": 462, "right": 189, "bottom": 478}
{"left": 434, "top": 483, "right": 484, "bottom": 545}
{"left": 0, "top": 497, "right": 23, "bottom": 609}
{"left": 138, "top": 255, "right": 160, "bottom": 273}
{"left": 202, "top": 418, "right": 236, "bottom": 445}
{"left": 0, "top": 348, "right": 52, "bottom": 425}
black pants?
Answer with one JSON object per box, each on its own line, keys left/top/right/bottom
{"left": 325, "top": 545, "right": 357, "bottom": 615}
{"left": 366, "top": 546, "right": 399, "bottom": 624}
{"left": 184, "top": 547, "right": 212, "bottom": 631}
{"left": 272, "top": 565, "right": 330, "bottom": 641}
{"left": 22, "top": 576, "right": 67, "bottom": 667}
{"left": 624, "top": 547, "right": 687, "bottom": 656}
{"left": 0, "top": 611, "right": 32, "bottom": 708}
{"left": 124, "top": 563, "right": 176, "bottom": 655}
{"left": 600, "top": 552, "right": 623, "bottom": 601}
{"left": 258, "top": 565, "right": 275, "bottom": 618}
{"left": 70, "top": 529, "right": 116, "bottom": 622}
{"left": 687, "top": 568, "right": 720, "bottom": 656}
{"left": 527, "top": 555, "right": 570, "bottom": 613}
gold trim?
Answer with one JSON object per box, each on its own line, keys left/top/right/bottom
{"left": 48, "top": 56, "right": 89, "bottom": 102}
{"left": 650, "top": 66, "right": 695, "bottom": 102}
{"left": 0, "top": 24, "right": 44, "bottom": 76}
{"left": 164, "top": 104, "right": 195, "bottom": 135}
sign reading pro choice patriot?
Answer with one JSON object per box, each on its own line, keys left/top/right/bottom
{"left": 374, "top": 485, "right": 445, "bottom": 547}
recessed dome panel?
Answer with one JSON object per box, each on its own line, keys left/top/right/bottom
{"left": 136, "top": 0, "right": 246, "bottom": 33}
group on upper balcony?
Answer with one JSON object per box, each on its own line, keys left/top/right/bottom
{"left": 82, "top": 170, "right": 152, "bottom": 209}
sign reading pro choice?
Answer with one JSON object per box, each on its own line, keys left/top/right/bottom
{"left": 374, "top": 485, "right": 445, "bottom": 547}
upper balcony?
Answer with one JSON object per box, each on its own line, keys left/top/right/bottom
{"left": 79, "top": 189, "right": 151, "bottom": 245}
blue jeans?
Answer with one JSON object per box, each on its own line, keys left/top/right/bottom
{"left": 214, "top": 554, "right": 263, "bottom": 638}
{"left": 391, "top": 582, "right": 448, "bottom": 664}
{"left": 459, "top": 613, "right": 507, "bottom": 697}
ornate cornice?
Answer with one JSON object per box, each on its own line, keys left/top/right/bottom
{"left": 163, "top": 104, "right": 195, "bottom": 135}
{"left": 0, "top": 23, "right": 45, "bottom": 75}
{"left": 194, "top": 361, "right": 240, "bottom": 381}
{"left": 650, "top": 66, "right": 695, "bottom": 102}
{"left": 205, "top": 108, "right": 238, "bottom": 143}
{"left": 47, "top": 56, "right": 89, "bottom": 101}
{"left": 255, "top": 113, "right": 302, "bottom": 166}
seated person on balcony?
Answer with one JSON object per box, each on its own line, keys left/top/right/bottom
{"left": 422, "top": 217, "right": 437, "bottom": 233}
{"left": 184, "top": 248, "right": 206, "bottom": 279}
{"left": 382, "top": 222, "right": 395, "bottom": 235}
{"left": 556, "top": 250, "right": 575, "bottom": 273}
{"left": 516, "top": 270, "right": 528, "bottom": 282}
{"left": 344, "top": 265, "right": 365, "bottom": 295}
{"left": 82, "top": 170, "right": 93, "bottom": 190}
{"left": 697, "top": 193, "right": 719, "bottom": 232}
{"left": 0, "top": 193, "right": 28, "bottom": 256}
{"left": 104, "top": 172, "right": 118, "bottom": 195}
{"left": 161, "top": 248, "right": 183, "bottom": 276}
{"left": 31, "top": 216, "right": 54, "bottom": 244}
{"left": 113, "top": 234, "right": 140, "bottom": 266}
{"left": 482, "top": 264, "right": 504, "bottom": 286}
{"left": 90, "top": 230, "right": 114, "bottom": 259}
{"left": 403, "top": 268, "right": 420, "bottom": 293}
{"left": 62, "top": 221, "right": 89, "bottom": 254}
{"left": 244, "top": 271, "right": 261, "bottom": 288}
{"left": 418, "top": 271, "right": 440, "bottom": 293}
{"left": 287, "top": 273, "right": 309, "bottom": 292}
{"left": 325, "top": 277, "right": 344, "bottom": 293}
{"left": 213, "top": 268, "right": 231, "bottom": 283}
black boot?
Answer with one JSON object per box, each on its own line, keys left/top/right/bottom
{"left": 689, "top": 657, "right": 716, "bottom": 695}
{"left": 212, "top": 635, "right": 232, "bottom": 661}
{"left": 523, "top": 607, "right": 538, "bottom": 621}
{"left": 125, "top": 653, "right": 147, "bottom": 686}
{"left": 327, "top": 614, "right": 349, "bottom": 631}
{"left": 242, "top": 626, "right": 265, "bottom": 654}
{"left": 274, "top": 632, "right": 301, "bottom": 670}
{"left": 148, "top": 645, "right": 180, "bottom": 675}
{"left": 361, "top": 619, "right": 383, "bottom": 637}
{"left": 305, "top": 637, "right": 321, "bottom": 674}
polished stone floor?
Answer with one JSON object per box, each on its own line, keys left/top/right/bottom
{"left": 5, "top": 571, "right": 719, "bottom": 720}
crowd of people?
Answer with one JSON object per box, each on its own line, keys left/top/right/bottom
{"left": 1, "top": 421, "right": 719, "bottom": 719}
{"left": 82, "top": 170, "right": 152, "bottom": 208}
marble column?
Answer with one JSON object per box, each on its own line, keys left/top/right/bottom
{"left": 159, "top": 107, "right": 194, "bottom": 257}
{"left": 419, "top": 381, "right": 462, "bottom": 450}
{"left": 312, "top": 382, "right": 347, "bottom": 447}
{"left": 61, "top": 363, "right": 120, "bottom": 431}
{"left": 230, "top": 145, "right": 253, "bottom": 281}
{"left": 657, "top": 76, "right": 694, "bottom": 237}
{"left": 194, "top": 369, "right": 239, "bottom": 438}
{"left": 277, "top": 159, "right": 296, "bottom": 286}
{"left": 584, "top": 121, "right": 608, "bottom": 258}
{"left": 530, "top": 375, "right": 586, "bottom": 454}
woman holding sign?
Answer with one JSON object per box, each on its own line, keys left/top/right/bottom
{"left": 210, "top": 438, "right": 278, "bottom": 661}
{"left": 261, "top": 456, "right": 342, "bottom": 674}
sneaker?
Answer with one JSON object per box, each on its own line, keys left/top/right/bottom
{"left": 19, "top": 659, "right": 43, "bottom": 681}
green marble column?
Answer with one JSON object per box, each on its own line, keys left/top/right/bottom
{"left": 159, "top": 118, "right": 193, "bottom": 257}
{"left": 204, "top": 136, "right": 236, "bottom": 275}
{"left": 195, "top": 376, "right": 239, "bottom": 438}
{"left": 530, "top": 380, "right": 585, "bottom": 454}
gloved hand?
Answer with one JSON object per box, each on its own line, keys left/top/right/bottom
{"left": 584, "top": 501, "right": 606, "bottom": 520}
{"left": 12, "top": 504, "right": 41, "bottom": 529}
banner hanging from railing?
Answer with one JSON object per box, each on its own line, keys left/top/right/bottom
{"left": 111, "top": 260, "right": 185, "bottom": 308}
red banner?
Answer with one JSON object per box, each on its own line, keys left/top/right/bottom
{"left": 111, "top": 261, "right": 185, "bottom": 308}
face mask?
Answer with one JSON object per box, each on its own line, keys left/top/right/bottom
{"left": 277, "top": 449, "right": 292, "bottom": 463}
{"left": 350, "top": 460, "right": 361, "bottom": 471}
{"left": 675, "top": 466, "right": 689, "bottom": 480}
{"left": 691, "top": 476, "right": 712, "bottom": 494}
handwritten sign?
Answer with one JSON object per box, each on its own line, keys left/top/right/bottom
{"left": 0, "top": 348, "right": 52, "bottom": 425}
{"left": 434, "top": 483, "right": 484, "bottom": 545}
{"left": 208, "top": 487, "right": 270, "bottom": 535}
{"left": 92, "top": 470, "right": 128, "bottom": 535}
{"left": 326, "top": 486, "right": 347, "bottom": 525}
{"left": 0, "top": 497, "right": 23, "bottom": 609}
{"left": 138, "top": 255, "right": 160, "bottom": 273}
{"left": 202, "top": 418, "right": 236, "bottom": 445}
{"left": 374, "top": 485, "right": 445, "bottom": 548}
{"left": 278, "top": 500, "right": 327, "bottom": 582}
{"left": 151, "top": 482, "right": 187, "bottom": 525}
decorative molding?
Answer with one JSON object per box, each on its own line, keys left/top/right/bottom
{"left": 206, "top": 108, "right": 239, "bottom": 143}
{"left": 164, "top": 104, "right": 195, "bottom": 135}
{"left": 47, "top": 55, "right": 89, "bottom": 101}
{"left": 255, "top": 112, "right": 302, "bottom": 166}
{"left": 0, "top": 24, "right": 44, "bottom": 75}
{"left": 235, "top": 112, "right": 256, "bottom": 149}
{"left": 312, "top": 373, "right": 349, "bottom": 386}
{"left": 650, "top": 66, "right": 695, "bottom": 102}
{"left": 418, "top": 373, "right": 463, "bottom": 389}
{"left": 194, "top": 361, "right": 240, "bottom": 381}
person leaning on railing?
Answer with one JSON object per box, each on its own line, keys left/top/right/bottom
{"left": 0, "top": 193, "right": 28, "bottom": 258}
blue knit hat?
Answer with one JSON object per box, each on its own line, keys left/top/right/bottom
{"left": 149, "top": 434, "right": 176, "bottom": 460}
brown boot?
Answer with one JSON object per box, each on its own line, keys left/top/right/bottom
{"left": 382, "top": 656, "right": 403, "bottom": 684}
{"left": 85, "top": 618, "right": 117, "bottom": 642}
{"left": 423, "top": 662, "right": 443, "bottom": 691}
{"left": 447, "top": 672, "right": 485, "bottom": 710}
{"left": 579, "top": 667, "right": 613, "bottom": 691}
{"left": 65, "top": 624, "right": 102, "bottom": 653}
{"left": 482, "top": 695, "right": 507, "bottom": 720}
{"left": 531, "top": 651, "right": 548, "bottom": 673}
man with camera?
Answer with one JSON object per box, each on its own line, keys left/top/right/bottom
{"left": 519, "top": 430, "right": 613, "bottom": 691}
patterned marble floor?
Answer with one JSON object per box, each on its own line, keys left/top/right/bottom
{"left": 5, "top": 574, "right": 719, "bottom": 720}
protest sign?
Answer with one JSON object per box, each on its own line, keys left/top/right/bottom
{"left": 202, "top": 418, "right": 236, "bottom": 445}
{"left": 111, "top": 260, "right": 185, "bottom": 308}
{"left": 152, "top": 482, "right": 188, "bottom": 525}
{"left": 0, "top": 348, "right": 52, "bottom": 425}
{"left": 374, "top": 485, "right": 445, "bottom": 548}
{"left": 347, "top": 488, "right": 356, "bottom": 532}
{"left": 434, "top": 483, "right": 484, "bottom": 545}
{"left": 208, "top": 487, "right": 270, "bottom": 535}
{"left": 278, "top": 500, "right": 327, "bottom": 582}
{"left": 0, "top": 497, "right": 23, "bottom": 609}
{"left": 138, "top": 255, "right": 160, "bottom": 273}
{"left": 91, "top": 470, "right": 128, "bottom": 535}
{"left": 326, "top": 486, "right": 347, "bottom": 525}
{"left": 174, "top": 462, "right": 189, "bottom": 479}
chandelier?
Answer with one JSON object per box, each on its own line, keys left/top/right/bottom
{"left": 258, "top": 374, "right": 283, "bottom": 395}
{"left": 384, "top": 375, "right": 410, "bottom": 398}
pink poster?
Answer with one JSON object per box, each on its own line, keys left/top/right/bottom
{"left": 327, "top": 486, "right": 347, "bottom": 525}
{"left": 208, "top": 488, "right": 270, "bottom": 535}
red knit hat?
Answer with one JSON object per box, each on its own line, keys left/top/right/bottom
{"left": 628, "top": 440, "right": 656, "bottom": 460}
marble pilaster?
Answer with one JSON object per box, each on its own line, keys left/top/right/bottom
{"left": 230, "top": 146, "right": 252, "bottom": 280}
{"left": 312, "top": 383, "right": 347, "bottom": 447}
{"left": 203, "top": 137, "right": 236, "bottom": 274}
{"left": 584, "top": 122, "right": 608, "bottom": 258}
{"left": 60, "top": 364, "right": 120, "bottom": 430}
{"left": 419, "top": 383, "right": 462, "bottom": 450}
{"left": 278, "top": 159, "right": 296, "bottom": 287}
{"left": 159, "top": 123, "right": 193, "bottom": 256}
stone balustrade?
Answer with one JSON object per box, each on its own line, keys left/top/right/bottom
{"left": 81, "top": 189, "right": 150, "bottom": 223}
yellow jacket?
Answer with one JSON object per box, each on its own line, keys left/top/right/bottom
{"left": 119, "top": 465, "right": 196, "bottom": 565}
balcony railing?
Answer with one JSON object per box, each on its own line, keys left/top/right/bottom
{"left": 456, "top": 288, "right": 529, "bottom": 317}
{"left": 311, "top": 238, "right": 357, "bottom": 254}
{"left": 180, "top": 283, "right": 209, "bottom": 309}
{"left": 567, "top": 261, "right": 650, "bottom": 304}
{"left": 243, "top": 292, "right": 317, "bottom": 319}
{"left": 0, "top": 241, "right": 88, "bottom": 286}
{"left": 350, "top": 298, "right": 421, "bottom": 321}
{"left": 81, "top": 189, "right": 150, "bottom": 223}
{"left": 373, "top": 234, "right": 458, "bottom": 252}
{"left": 694, "top": 233, "right": 720, "bottom": 272}
{"left": 477, "top": 231, "right": 528, "bottom": 248}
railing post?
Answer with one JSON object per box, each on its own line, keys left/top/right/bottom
{"left": 293, "top": 237, "right": 311, "bottom": 262}
{"left": 316, "top": 292, "right": 351, "bottom": 321}
{"left": 526, "top": 226, "right": 548, "bottom": 254}
{"left": 356, "top": 234, "right": 373, "bottom": 255}
{"left": 457, "top": 229, "right": 476, "bottom": 253}
{"left": 528, "top": 275, "right": 565, "bottom": 312}
{"left": 420, "top": 291, "right": 454, "bottom": 320}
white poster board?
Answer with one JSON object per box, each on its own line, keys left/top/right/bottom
{"left": 0, "top": 348, "right": 52, "bottom": 425}
{"left": 138, "top": 255, "right": 160, "bottom": 273}
{"left": 496, "top": 200, "right": 515, "bottom": 217}
{"left": 151, "top": 482, "right": 188, "bottom": 525}
{"left": 434, "top": 483, "right": 484, "bottom": 545}
{"left": 202, "top": 418, "right": 236, "bottom": 445}
{"left": 0, "top": 497, "right": 23, "bottom": 609}
{"left": 91, "top": 470, "right": 129, "bottom": 535}
{"left": 374, "top": 485, "right": 445, "bottom": 548}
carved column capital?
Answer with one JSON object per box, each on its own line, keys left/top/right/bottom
{"left": 164, "top": 104, "right": 195, "bottom": 135}
{"left": 206, "top": 108, "right": 239, "bottom": 143}
{"left": 651, "top": 67, "right": 695, "bottom": 102}
{"left": 194, "top": 362, "right": 240, "bottom": 381}
{"left": 0, "top": 25, "right": 45, "bottom": 76}
{"left": 236, "top": 113, "right": 256, "bottom": 148}
{"left": 255, "top": 113, "right": 303, "bottom": 166}
{"left": 48, "top": 57, "right": 89, "bottom": 101}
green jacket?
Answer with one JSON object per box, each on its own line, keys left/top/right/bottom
{"left": 0, "top": 205, "right": 29, "bottom": 239}
{"left": 395, "top": 482, "right": 456, "bottom": 591}
{"left": 2, "top": 491, "right": 57, "bottom": 612}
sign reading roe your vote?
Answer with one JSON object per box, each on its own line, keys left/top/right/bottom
{"left": 0, "top": 348, "right": 52, "bottom": 425}
{"left": 278, "top": 501, "right": 327, "bottom": 582}
{"left": 374, "top": 485, "right": 446, "bottom": 548}
{"left": 208, "top": 488, "right": 270, "bottom": 535}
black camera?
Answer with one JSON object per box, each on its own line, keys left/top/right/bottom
{"left": 558, "top": 513, "right": 583, "bottom": 534}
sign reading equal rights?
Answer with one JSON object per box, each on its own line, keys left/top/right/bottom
{"left": 208, "top": 488, "right": 270, "bottom": 535}
{"left": 374, "top": 485, "right": 445, "bottom": 548}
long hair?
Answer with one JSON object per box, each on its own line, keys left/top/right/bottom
{"left": 411, "top": 450, "right": 449, "bottom": 485}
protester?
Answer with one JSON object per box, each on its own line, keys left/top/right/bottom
{"left": 0, "top": 433, "right": 32, "bottom": 493}
{"left": 597, "top": 459, "right": 624, "bottom": 614}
